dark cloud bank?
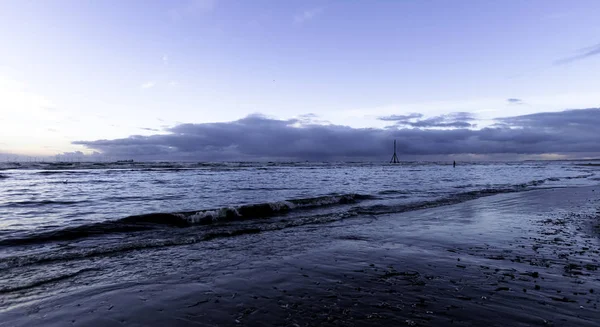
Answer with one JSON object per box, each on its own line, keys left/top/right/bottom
{"left": 74, "top": 108, "right": 600, "bottom": 161}
{"left": 379, "top": 112, "right": 476, "bottom": 128}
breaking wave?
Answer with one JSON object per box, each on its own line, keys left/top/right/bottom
{"left": 0, "top": 194, "right": 372, "bottom": 246}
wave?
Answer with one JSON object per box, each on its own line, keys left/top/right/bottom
{"left": 0, "top": 220, "right": 159, "bottom": 247}
{"left": 453, "top": 183, "right": 474, "bottom": 189}
{"left": 137, "top": 168, "right": 191, "bottom": 172}
{"left": 126, "top": 194, "right": 372, "bottom": 225}
{"left": 377, "top": 190, "right": 413, "bottom": 195}
{"left": 515, "top": 179, "right": 547, "bottom": 188}
{"left": 0, "top": 194, "right": 372, "bottom": 246}
{"left": 351, "top": 188, "right": 517, "bottom": 216}
{"left": 45, "top": 179, "right": 120, "bottom": 185}
{"left": 0, "top": 174, "right": 7, "bottom": 179}
{"left": 35, "top": 170, "right": 91, "bottom": 175}
{"left": 2, "top": 200, "right": 89, "bottom": 208}
{"left": 0, "top": 228, "right": 265, "bottom": 269}
{"left": 0, "top": 268, "right": 98, "bottom": 294}
{"left": 565, "top": 174, "right": 595, "bottom": 180}
{"left": 100, "top": 194, "right": 182, "bottom": 202}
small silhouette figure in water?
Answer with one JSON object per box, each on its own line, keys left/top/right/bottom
{"left": 453, "top": 161, "right": 456, "bottom": 168}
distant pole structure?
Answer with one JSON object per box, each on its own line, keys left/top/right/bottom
{"left": 390, "top": 139, "right": 400, "bottom": 164}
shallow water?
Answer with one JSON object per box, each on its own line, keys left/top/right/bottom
{"left": 0, "top": 161, "right": 598, "bottom": 310}
{"left": 0, "top": 161, "right": 595, "bottom": 233}
{"left": 2, "top": 185, "right": 599, "bottom": 326}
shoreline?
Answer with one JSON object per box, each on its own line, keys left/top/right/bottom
{"left": 2, "top": 185, "right": 600, "bottom": 326}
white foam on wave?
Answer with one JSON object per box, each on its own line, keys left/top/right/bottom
{"left": 268, "top": 200, "right": 296, "bottom": 211}
{"left": 185, "top": 207, "right": 241, "bottom": 224}
{"left": 179, "top": 195, "right": 365, "bottom": 225}
{"left": 293, "top": 194, "right": 357, "bottom": 208}
{"left": 184, "top": 201, "right": 297, "bottom": 224}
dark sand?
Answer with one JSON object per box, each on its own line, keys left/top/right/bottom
{"left": 2, "top": 186, "right": 599, "bottom": 326}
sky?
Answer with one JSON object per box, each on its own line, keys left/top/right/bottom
{"left": 0, "top": 0, "right": 599, "bottom": 161}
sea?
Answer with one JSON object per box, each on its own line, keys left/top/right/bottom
{"left": 0, "top": 160, "right": 598, "bottom": 310}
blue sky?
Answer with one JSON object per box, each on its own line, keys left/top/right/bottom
{"left": 1, "top": 0, "right": 599, "bottom": 158}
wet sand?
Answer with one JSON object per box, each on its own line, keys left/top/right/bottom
{"left": 2, "top": 186, "right": 600, "bottom": 326}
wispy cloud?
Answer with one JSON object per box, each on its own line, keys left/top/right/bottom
{"left": 555, "top": 42, "right": 600, "bottom": 65}
{"left": 507, "top": 98, "right": 523, "bottom": 105}
{"left": 162, "top": 54, "right": 169, "bottom": 64}
{"left": 378, "top": 113, "right": 423, "bottom": 122}
{"left": 141, "top": 81, "right": 156, "bottom": 89}
{"left": 294, "top": 113, "right": 331, "bottom": 125}
{"left": 294, "top": 7, "right": 324, "bottom": 24}
{"left": 378, "top": 112, "right": 476, "bottom": 129}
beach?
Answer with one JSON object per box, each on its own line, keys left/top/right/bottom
{"left": 2, "top": 185, "right": 599, "bottom": 326}
{"left": 3, "top": 2, "right": 600, "bottom": 324}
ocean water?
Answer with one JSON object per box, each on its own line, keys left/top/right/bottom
{"left": 0, "top": 161, "right": 597, "bottom": 309}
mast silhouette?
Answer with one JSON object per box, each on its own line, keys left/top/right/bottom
{"left": 390, "top": 139, "right": 400, "bottom": 164}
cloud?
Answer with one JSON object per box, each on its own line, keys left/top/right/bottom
{"left": 294, "top": 7, "right": 324, "bottom": 24}
{"left": 378, "top": 113, "right": 423, "bottom": 122}
{"left": 141, "top": 81, "right": 156, "bottom": 89}
{"left": 54, "top": 151, "right": 104, "bottom": 161}
{"left": 162, "top": 54, "right": 169, "bottom": 64}
{"left": 73, "top": 108, "right": 600, "bottom": 161}
{"left": 496, "top": 108, "right": 600, "bottom": 129}
{"left": 379, "top": 112, "right": 476, "bottom": 129}
{"left": 555, "top": 42, "right": 600, "bottom": 65}
{"left": 294, "top": 113, "right": 331, "bottom": 125}
{"left": 507, "top": 98, "right": 523, "bottom": 105}
{"left": 140, "top": 127, "right": 160, "bottom": 132}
